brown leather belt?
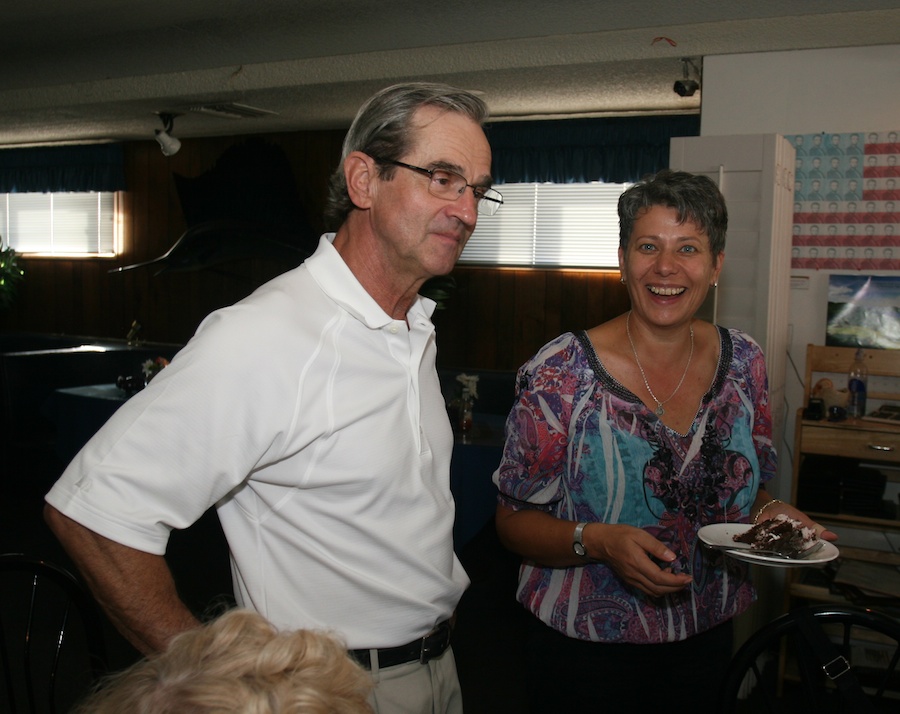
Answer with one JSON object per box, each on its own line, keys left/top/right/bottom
{"left": 349, "top": 620, "right": 452, "bottom": 669}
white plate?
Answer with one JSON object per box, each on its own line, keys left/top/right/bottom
{"left": 697, "top": 523, "right": 839, "bottom": 567}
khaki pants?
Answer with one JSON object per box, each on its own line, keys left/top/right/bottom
{"left": 366, "top": 646, "right": 463, "bottom": 714}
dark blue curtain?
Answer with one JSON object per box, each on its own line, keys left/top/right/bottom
{"left": 0, "top": 143, "right": 126, "bottom": 192}
{"left": 485, "top": 114, "right": 700, "bottom": 184}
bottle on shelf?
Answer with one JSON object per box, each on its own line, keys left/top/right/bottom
{"left": 846, "top": 348, "right": 868, "bottom": 418}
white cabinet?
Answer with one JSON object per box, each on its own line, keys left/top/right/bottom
{"left": 669, "top": 134, "right": 796, "bottom": 457}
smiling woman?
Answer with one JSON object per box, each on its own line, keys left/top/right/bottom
{"left": 491, "top": 169, "right": 836, "bottom": 712}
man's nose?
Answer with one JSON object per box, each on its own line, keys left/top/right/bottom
{"left": 450, "top": 186, "right": 478, "bottom": 227}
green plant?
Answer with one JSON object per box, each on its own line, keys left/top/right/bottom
{"left": 0, "top": 244, "right": 25, "bottom": 310}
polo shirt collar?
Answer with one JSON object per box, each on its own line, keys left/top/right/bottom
{"left": 306, "top": 234, "right": 436, "bottom": 328}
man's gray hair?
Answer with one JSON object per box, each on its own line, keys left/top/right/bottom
{"left": 324, "top": 82, "right": 489, "bottom": 230}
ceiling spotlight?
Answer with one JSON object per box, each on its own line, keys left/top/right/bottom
{"left": 673, "top": 57, "right": 701, "bottom": 97}
{"left": 155, "top": 112, "right": 182, "bottom": 156}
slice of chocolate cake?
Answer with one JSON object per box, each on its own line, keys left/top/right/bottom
{"left": 733, "top": 513, "right": 819, "bottom": 556}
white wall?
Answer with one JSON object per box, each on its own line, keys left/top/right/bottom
{"left": 700, "top": 45, "right": 900, "bottom": 499}
{"left": 701, "top": 46, "right": 900, "bottom": 137}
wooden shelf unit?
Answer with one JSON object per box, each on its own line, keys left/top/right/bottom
{"left": 789, "top": 344, "right": 900, "bottom": 607}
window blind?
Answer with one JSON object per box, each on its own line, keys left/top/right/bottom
{"left": 461, "top": 182, "right": 628, "bottom": 268}
{"left": 1, "top": 192, "right": 116, "bottom": 255}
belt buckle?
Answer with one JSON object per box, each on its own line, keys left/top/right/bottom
{"left": 418, "top": 621, "right": 451, "bottom": 664}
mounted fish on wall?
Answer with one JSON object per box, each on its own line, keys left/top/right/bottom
{"left": 111, "top": 138, "right": 318, "bottom": 275}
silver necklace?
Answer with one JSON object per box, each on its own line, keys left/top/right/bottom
{"left": 625, "top": 311, "right": 694, "bottom": 417}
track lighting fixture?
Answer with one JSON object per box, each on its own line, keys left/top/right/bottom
{"left": 673, "top": 58, "right": 701, "bottom": 97}
{"left": 155, "top": 113, "right": 182, "bottom": 156}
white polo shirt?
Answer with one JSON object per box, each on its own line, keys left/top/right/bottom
{"left": 46, "top": 234, "right": 469, "bottom": 649}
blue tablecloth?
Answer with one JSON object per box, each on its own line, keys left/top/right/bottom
{"left": 450, "top": 414, "right": 505, "bottom": 550}
{"left": 51, "top": 384, "right": 128, "bottom": 463}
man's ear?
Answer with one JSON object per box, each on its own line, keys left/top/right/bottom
{"left": 345, "top": 151, "right": 375, "bottom": 210}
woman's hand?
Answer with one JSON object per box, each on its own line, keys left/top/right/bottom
{"left": 586, "top": 523, "right": 693, "bottom": 598}
{"left": 495, "top": 505, "right": 691, "bottom": 597}
{"left": 756, "top": 499, "right": 839, "bottom": 542}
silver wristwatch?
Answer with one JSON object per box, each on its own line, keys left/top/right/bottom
{"left": 572, "top": 522, "right": 588, "bottom": 557}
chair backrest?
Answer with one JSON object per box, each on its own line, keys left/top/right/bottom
{"left": 718, "top": 604, "right": 900, "bottom": 713}
{"left": 0, "top": 554, "right": 108, "bottom": 714}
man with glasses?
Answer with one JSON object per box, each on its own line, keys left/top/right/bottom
{"left": 45, "top": 82, "right": 499, "bottom": 713}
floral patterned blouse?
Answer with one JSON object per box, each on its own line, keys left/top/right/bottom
{"left": 493, "top": 326, "right": 776, "bottom": 644}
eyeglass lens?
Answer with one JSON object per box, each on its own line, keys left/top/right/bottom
{"left": 427, "top": 170, "right": 501, "bottom": 216}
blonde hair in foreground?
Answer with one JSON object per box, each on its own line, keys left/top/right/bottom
{"left": 74, "top": 609, "right": 373, "bottom": 713}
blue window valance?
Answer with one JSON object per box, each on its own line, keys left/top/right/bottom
{"left": 485, "top": 114, "right": 700, "bottom": 184}
{"left": 0, "top": 143, "right": 126, "bottom": 193}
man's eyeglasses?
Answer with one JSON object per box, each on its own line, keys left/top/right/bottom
{"left": 371, "top": 157, "right": 503, "bottom": 216}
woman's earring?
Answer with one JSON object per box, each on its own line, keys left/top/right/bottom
{"left": 620, "top": 276, "right": 626, "bottom": 284}
{"left": 713, "top": 281, "right": 718, "bottom": 288}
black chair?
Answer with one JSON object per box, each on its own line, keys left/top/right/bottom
{"left": 719, "top": 604, "right": 900, "bottom": 713}
{"left": 0, "top": 554, "right": 108, "bottom": 714}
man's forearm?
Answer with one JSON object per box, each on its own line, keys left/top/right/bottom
{"left": 44, "top": 504, "right": 200, "bottom": 654}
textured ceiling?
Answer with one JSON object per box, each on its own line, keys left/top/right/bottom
{"left": 1, "top": 0, "right": 899, "bottom": 147}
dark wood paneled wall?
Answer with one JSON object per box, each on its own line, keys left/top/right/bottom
{"left": 0, "top": 131, "right": 629, "bottom": 371}
{"left": 433, "top": 267, "right": 629, "bottom": 371}
{"left": 0, "top": 132, "right": 343, "bottom": 345}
